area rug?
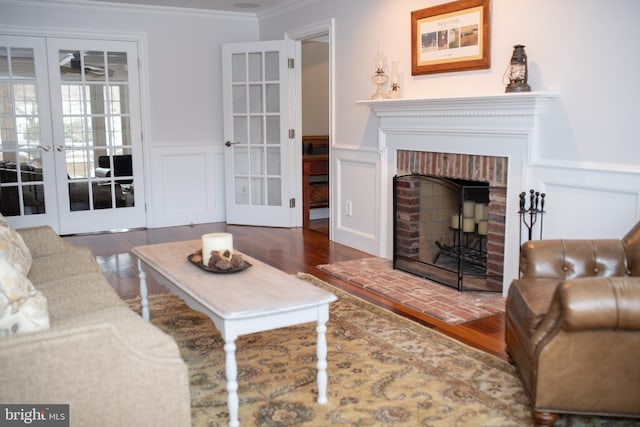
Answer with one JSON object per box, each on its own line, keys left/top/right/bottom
{"left": 317, "top": 257, "right": 505, "bottom": 324}
{"left": 126, "top": 275, "right": 635, "bottom": 427}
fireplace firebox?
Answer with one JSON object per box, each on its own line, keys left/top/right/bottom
{"left": 393, "top": 173, "right": 502, "bottom": 292}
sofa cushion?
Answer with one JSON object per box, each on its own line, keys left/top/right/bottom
{"left": 27, "top": 247, "right": 101, "bottom": 286}
{"left": 0, "top": 214, "right": 32, "bottom": 276}
{"left": 36, "top": 273, "right": 125, "bottom": 325}
{"left": 0, "top": 257, "right": 49, "bottom": 336}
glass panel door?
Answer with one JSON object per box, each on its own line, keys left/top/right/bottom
{"left": 0, "top": 36, "right": 57, "bottom": 229}
{"left": 48, "top": 39, "right": 146, "bottom": 234}
{"left": 222, "top": 40, "right": 295, "bottom": 227}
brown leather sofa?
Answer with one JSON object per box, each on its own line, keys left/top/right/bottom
{"left": 505, "top": 222, "right": 640, "bottom": 426}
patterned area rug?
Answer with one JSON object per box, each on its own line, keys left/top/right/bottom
{"left": 126, "top": 275, "right": 636, "bottom": 427}
{"left": 317, "top": 257, "right": 505, "bottom": 324}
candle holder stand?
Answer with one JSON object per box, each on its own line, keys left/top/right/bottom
{"left": 434, "top": 226, "right": 487, "bottom": 269}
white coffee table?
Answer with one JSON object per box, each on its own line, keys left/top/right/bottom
{"left": 131, "top": 240, "right": 337, "bottom": 427}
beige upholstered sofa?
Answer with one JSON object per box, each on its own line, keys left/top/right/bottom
{"left": 0, "top": 220, "right": 191, "bottom": 426}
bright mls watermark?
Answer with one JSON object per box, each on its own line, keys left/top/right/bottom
{"left": 0, "top": 405, "right": 69, "bottom": 426}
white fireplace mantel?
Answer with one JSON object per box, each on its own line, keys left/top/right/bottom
{"left": 361, "top": 92, "right": 559, "bottom": 295}
{"left": 358, "top": 92, "right": 558, "bottom": 118}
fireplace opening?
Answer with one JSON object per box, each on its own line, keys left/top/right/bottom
{"left": 393, "top": 173, "right": 502, "bottom": 292}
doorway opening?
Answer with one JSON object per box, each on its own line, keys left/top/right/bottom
{"left": 301, "top": 35, "right": 330, "bottom": 235}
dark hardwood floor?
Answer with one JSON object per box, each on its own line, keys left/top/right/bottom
{"left": 63, "top": 220, "right": 507, "bottom": 361}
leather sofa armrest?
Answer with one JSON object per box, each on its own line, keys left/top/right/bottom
{"left": 530, "top": 277, "right": 640, "bottom": 354}
{"left": 560, "top": 277, "right": 640, "bottom": 331}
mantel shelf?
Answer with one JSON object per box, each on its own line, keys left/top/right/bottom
{"left": 357, "top": 92, "right": 559, "bottom": 117}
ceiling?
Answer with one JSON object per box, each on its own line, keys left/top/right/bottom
{"left": 85, "top": 0, "right": 303, "bottom": 14}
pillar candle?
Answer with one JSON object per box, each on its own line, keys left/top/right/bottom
{"left": 463, "top": 218, "right": 476, "bottom": 233}
{"left": 451, "top": 214, "right": 462, "bottom": 229}
{"left": 477, "top": 220, "right": 488, "bottom": 236}
{"left": 463, "top": 201, "right": 476, "bottom": 218}
{"left": 202, "top": 233, "right": 233, "bottom": 266}
{"left": 475, "top": 203, "right": 488, "bottom": 223}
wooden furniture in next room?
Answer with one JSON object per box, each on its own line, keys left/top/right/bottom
{"left": 302, "top": 135, "right": 329, "bottom": 228}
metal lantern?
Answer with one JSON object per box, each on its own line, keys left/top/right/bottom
{"left": 505, "top": 44, "right": 531, "bottom": 93}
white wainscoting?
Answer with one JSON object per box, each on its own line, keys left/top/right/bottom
{"left": 331, "top": 147, "right": 381, "bottom": 254}
{"left": 147, "top": 144, "right": 226, "bottom": 228}
{"left": 529, "top": 162, "right": 640, "bottom": 239}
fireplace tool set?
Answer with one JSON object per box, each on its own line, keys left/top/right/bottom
{"left": 519, "top": 189, "right": 546, "bottom": 247}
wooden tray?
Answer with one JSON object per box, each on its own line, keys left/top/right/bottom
{"left": 188, "top": 254, "right": 252, "bottom": 274}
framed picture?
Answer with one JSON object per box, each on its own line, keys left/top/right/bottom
{"left": 411, "top": 0, "right": 490, "bottom": 75}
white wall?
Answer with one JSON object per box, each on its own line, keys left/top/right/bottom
{"left": 260, "top": 0, "right": 640, "bottom": 254}
{"left": 0, "top": 0, "right": 259, "bottom": 227}
{"left": 3, "top": 0, "right": 639, "bottom": 255}
{"left": 302, "top": 40, "right": 329, "bottom": 136}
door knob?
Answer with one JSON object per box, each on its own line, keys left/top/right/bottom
{"left": 37, "top": 145, "right": 52, "bottom": 152}
{"left": 225, "top": 141, "right": 241, "bottom": 147}
{"left": 56, "top": 145, "right": 66, "bottom": 152}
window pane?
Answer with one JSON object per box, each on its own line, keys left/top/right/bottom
{"left": 23, "top": 184, "right": 45, "bottom": 214}
{"left": 249, "top": 84, "right": 262, "bottom": 113}
{"left": 249, "top": 117, "right": 263, "bottom": 145}
{"left": 69, "top": 181, "right": 90, "bottom": 211}
{"left": 231, "top": 53, "right": 246, "bottom": 83}
{"left": 248, "top": 52, "right": 262, "bottom": 81}
{"left": 107, "top": 51, "right": 128, "bottom": 83}
{"left": 265, "top": 83, "right": 279, "bottom": 113}
{"left": 232, "top": 85, "right": 246, "bottom": 114}
{"left": 234, "top": 177, "right": 249, "bottom": 205}
{"left": 266, "top": 147, "right": 280, "bottom": 175}
{"left": 0, "top": 47, "right": 8, "bottom": 78}
{"left": 267, "top": 177, "right": 281, "bottom": 206}
{"left": 265, "top": 51, "right": 279, "bottom": 81}
{"left": 0, "top": 186, "right": 19, "bottom": 216}
{"left": 251, "top": 177, "right": 264, "bottom": 205}
{"left": 93, "top": 182, "right": 114, "bottom": 209}
{"left": 233, "top": 116, "right": 247, "bottom": 143}
{"left": 0, "top": 118, "right": 17, "bottom": 150}
{"left": 234, "top": 147, "right": 248, "bottom": 175}
{"left": 250, "top": 147, "right": 263, "bottom": 175}
{"left": 14, "top": 83, "right": 37, "bottom": 115}
{"left": 11, "top": 48, "right": 35, "bottom": 79}
{"left": 0, "top": 82, "right": 12, "bottom": 115}
{"left": 266, "top": 116, "right": 280, "bottom": 145}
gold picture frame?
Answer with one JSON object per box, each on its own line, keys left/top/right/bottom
{"left": 411, "top": 0, "right": 491, "bottom": 75}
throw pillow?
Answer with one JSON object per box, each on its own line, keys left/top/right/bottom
{"left": 0, "top": 213, "right": 32, "bottom": 275}
{"left": 0, "top": 257, "right": 49, "bottom": 336}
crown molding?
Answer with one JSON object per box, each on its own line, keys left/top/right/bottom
{"left": 0, "top": 0, "right": 258, "bottom": 21}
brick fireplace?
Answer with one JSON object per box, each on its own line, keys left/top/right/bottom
{"left": 394, "top": 151, "right": 507, "bottom": 291}
{"left": 360, "top": 93, "right": 557, "bottom": 295}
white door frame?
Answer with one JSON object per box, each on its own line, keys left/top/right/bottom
{"left": 286, "top": 19, "right": 335, "bottom": 238}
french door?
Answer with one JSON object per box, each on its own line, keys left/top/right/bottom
{"left": 221, "top": 40, "right": 299, "bottom": 227}
{"left": 0, "top": 35, "right": 146, "bottom": 234}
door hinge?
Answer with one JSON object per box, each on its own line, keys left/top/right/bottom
{"left": 289, "top": 198, "right": 296, "bottom": 208}
{"left": 288, "top": 129, "right": 295, "bottom": 139}
{"left": 288, "top": 58, "right": 294, "bottom": 69}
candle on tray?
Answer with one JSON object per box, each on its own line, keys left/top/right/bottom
{"left": 202, "top": 233, "right": 233, "bottom": 266}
